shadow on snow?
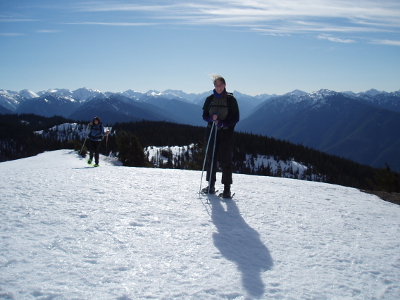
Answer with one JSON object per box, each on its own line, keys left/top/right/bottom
{"left": 210, "top": 196, "right": 273, "bottom": 298}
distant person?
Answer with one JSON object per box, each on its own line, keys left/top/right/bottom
{"left": 201, "top": 74, "right": 240, "bottom": 198}
{"left": 86, "top": 116, "right": 109, "bottom": 167}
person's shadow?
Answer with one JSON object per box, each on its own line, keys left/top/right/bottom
{"left": 210, "top": 197, "right": 273, "bottom": 298}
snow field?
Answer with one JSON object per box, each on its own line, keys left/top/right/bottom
{"left": 0, "top": 150, "right": 399, "bottom": 299}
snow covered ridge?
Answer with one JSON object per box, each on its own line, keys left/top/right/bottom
{"left": 34, "top": 123, "right": 323, "bottom": 182}
{"left": 259, "top": 88, "right": 400, "bottom": 115}
{"left": 35, "top": 87, "right": 106, "bottom": 102}
{"left": 145, "top": 145, "right": 322, "bottom": 181}
{"left": 34, "top": 123, "right": 112, "bottom": 141}
{"left": 0, "top": 149, "right": 399, "bottom": 299}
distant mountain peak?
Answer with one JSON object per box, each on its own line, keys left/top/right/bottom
{"left": 71, "top": 88, "right": 106, "bottom": 102}
{"left": 312, "top": 89, "right": 337, "bottom": 95}
{"left": 364, "top": 89, "right": 382, "bottom": 96}
{"left": 145, "top": 90, "right": 162, "bottom": 96}
{"left": 307, "top": 89, "right": 341, "bottom": 102}
{"left": 285, "top": 89, "right": 308, "bottom": 96}
{"left": 35, "top": 88, "right": 106, "bottom": 102}
{"left": 19, "top": 89, "right": 39, "bottom": 99}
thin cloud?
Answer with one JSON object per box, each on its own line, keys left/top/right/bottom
{"left": 68, "top": 22, "right": 157, "bottom": 26}
{"left": 74, "top": 2, "right": 180, "bottom": 13}
{"left": 249, "top": 20, "right": 389, "bottom": 38}
{"left": 370, "top": 39, "right": 400, "bottom": 46}
{"left": 73, "top": 1, "right": 400, "bottom": 31}
{"left": 56, "top": 0, "right": 400, "bottom": 46}
{"left": 0, "top": 33, "right": 24, "bottom": 36}
{"left": 318, "top": 34, "right": 356, "bottom": 43}
{"left": 36, "top": 30, "right": 61, "bottom": 33}
{"left": 0, "top": 18, "right": 38, "bottom": 22}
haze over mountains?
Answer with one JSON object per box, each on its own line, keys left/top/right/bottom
{"left": 1, "top": 87, "right": 399, "bottom": 172}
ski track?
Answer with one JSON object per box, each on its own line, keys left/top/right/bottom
{"left": 0, "top": 150, "right": 399, "bottom": 299}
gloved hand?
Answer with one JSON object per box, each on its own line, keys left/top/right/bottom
{"left": 216, "top": 121, "right": 224, "bottom": 128}
{"left": 208, "top": 113, "right": 218, "bottom": 122}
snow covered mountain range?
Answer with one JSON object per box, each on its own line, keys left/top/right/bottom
{"left": 236, "top": 89, "right": 400, "bottom": 172}
{"left": 1, "top": 87, "right": 398, "bottom": 120}
{"left": 1, "top": 87, "right": 400, "bottom": 171}
{"left": 0, "top": 87, "right": 274, "bottom": 122}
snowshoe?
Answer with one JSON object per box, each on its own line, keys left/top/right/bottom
{"left": 201, "top": 186, "right": 216, "bottom": 194}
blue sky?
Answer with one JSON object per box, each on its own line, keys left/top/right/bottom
{"left": 1, "top": 0, "right": 399, "bottom": 96}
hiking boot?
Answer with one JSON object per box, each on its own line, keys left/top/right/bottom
{"left": 221, "top": 191, "right": 232, "bottom": 198}
{"left": 93, "top": 164, "right": 99, "bottom": 167}
{"left": 202, "top": 186, "right": 215, "bottom": 194}
{"left": 87, "top": 159, "right": 92, "bottom": 165}
{"left": 221, "top": 184, "right": 231, "bottom": 198}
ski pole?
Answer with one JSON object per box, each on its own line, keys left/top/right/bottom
{"left": 105, "top": 133, "right": 109, "bottom": 156}
{"left": 105, "top": 127, "right": 112, "bottom": 156}
{"left": 80, "top": 123, "right": 92, "bottom": 155}
{"left": 207, "top": 122, "right": 218, "bottom": 197}
{"left": 80, "top": 136, "right": 88, "bottom": 154}
{"left": 199, "top": 122, "right": 215, "bottom": 193}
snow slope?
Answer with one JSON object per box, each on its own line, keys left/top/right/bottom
{"left": 1, "top": 150, "right": 399, "bottom": 299}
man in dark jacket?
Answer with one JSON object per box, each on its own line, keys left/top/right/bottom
{"left": 202, "top": 75, "right": 240, "bottom": 198}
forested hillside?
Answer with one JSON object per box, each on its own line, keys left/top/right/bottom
{"left": 107, "top": 121, "right": 377, "bottom": 190}
{"left": 0, "top": 114, "right": 74, "bottom": 162}
{"left": 1, "top": 114, "right": 393, "bottom": 192}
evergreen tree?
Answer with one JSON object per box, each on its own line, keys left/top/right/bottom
{"left": 368, "top": 163, "right": 400, "bottom": 193}
{"left": 116, "top": 130, "right": 148, "bottom": 167}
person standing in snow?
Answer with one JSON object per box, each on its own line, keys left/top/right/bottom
{"left": 86, "top": 116, "right": 108, "bottom": 167}
{"left": 201, "top": 75, "right": 240, "bottom": 198}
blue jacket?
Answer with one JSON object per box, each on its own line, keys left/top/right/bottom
{"left": 87, "top": 122, "right": 105, "bottom": 141}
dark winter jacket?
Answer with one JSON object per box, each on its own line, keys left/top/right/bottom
{"left": 202, "top": 89, "right": 240, "bottom": 130}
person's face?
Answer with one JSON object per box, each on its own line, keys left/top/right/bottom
{"left": 214, "top": 80, "right": 226, "bottom": 94}
{"left": 94, "top": 119, "right": 99, "bottom": 124}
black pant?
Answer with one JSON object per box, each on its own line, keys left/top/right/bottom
{"left": 206, "top": 127, "right": 234, "bottom": 186}
{"left": 89, "top": 140, "right": 101, "bottom": 164}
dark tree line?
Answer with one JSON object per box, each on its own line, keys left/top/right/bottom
{"left": 0, "top": 114, "right": 73, "bottom": 162}
{"left": 105, "top": 120, "right": 378, "bottom": 190}
{"left": 1, "top": 114, "right": 397, "bottom": 192}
